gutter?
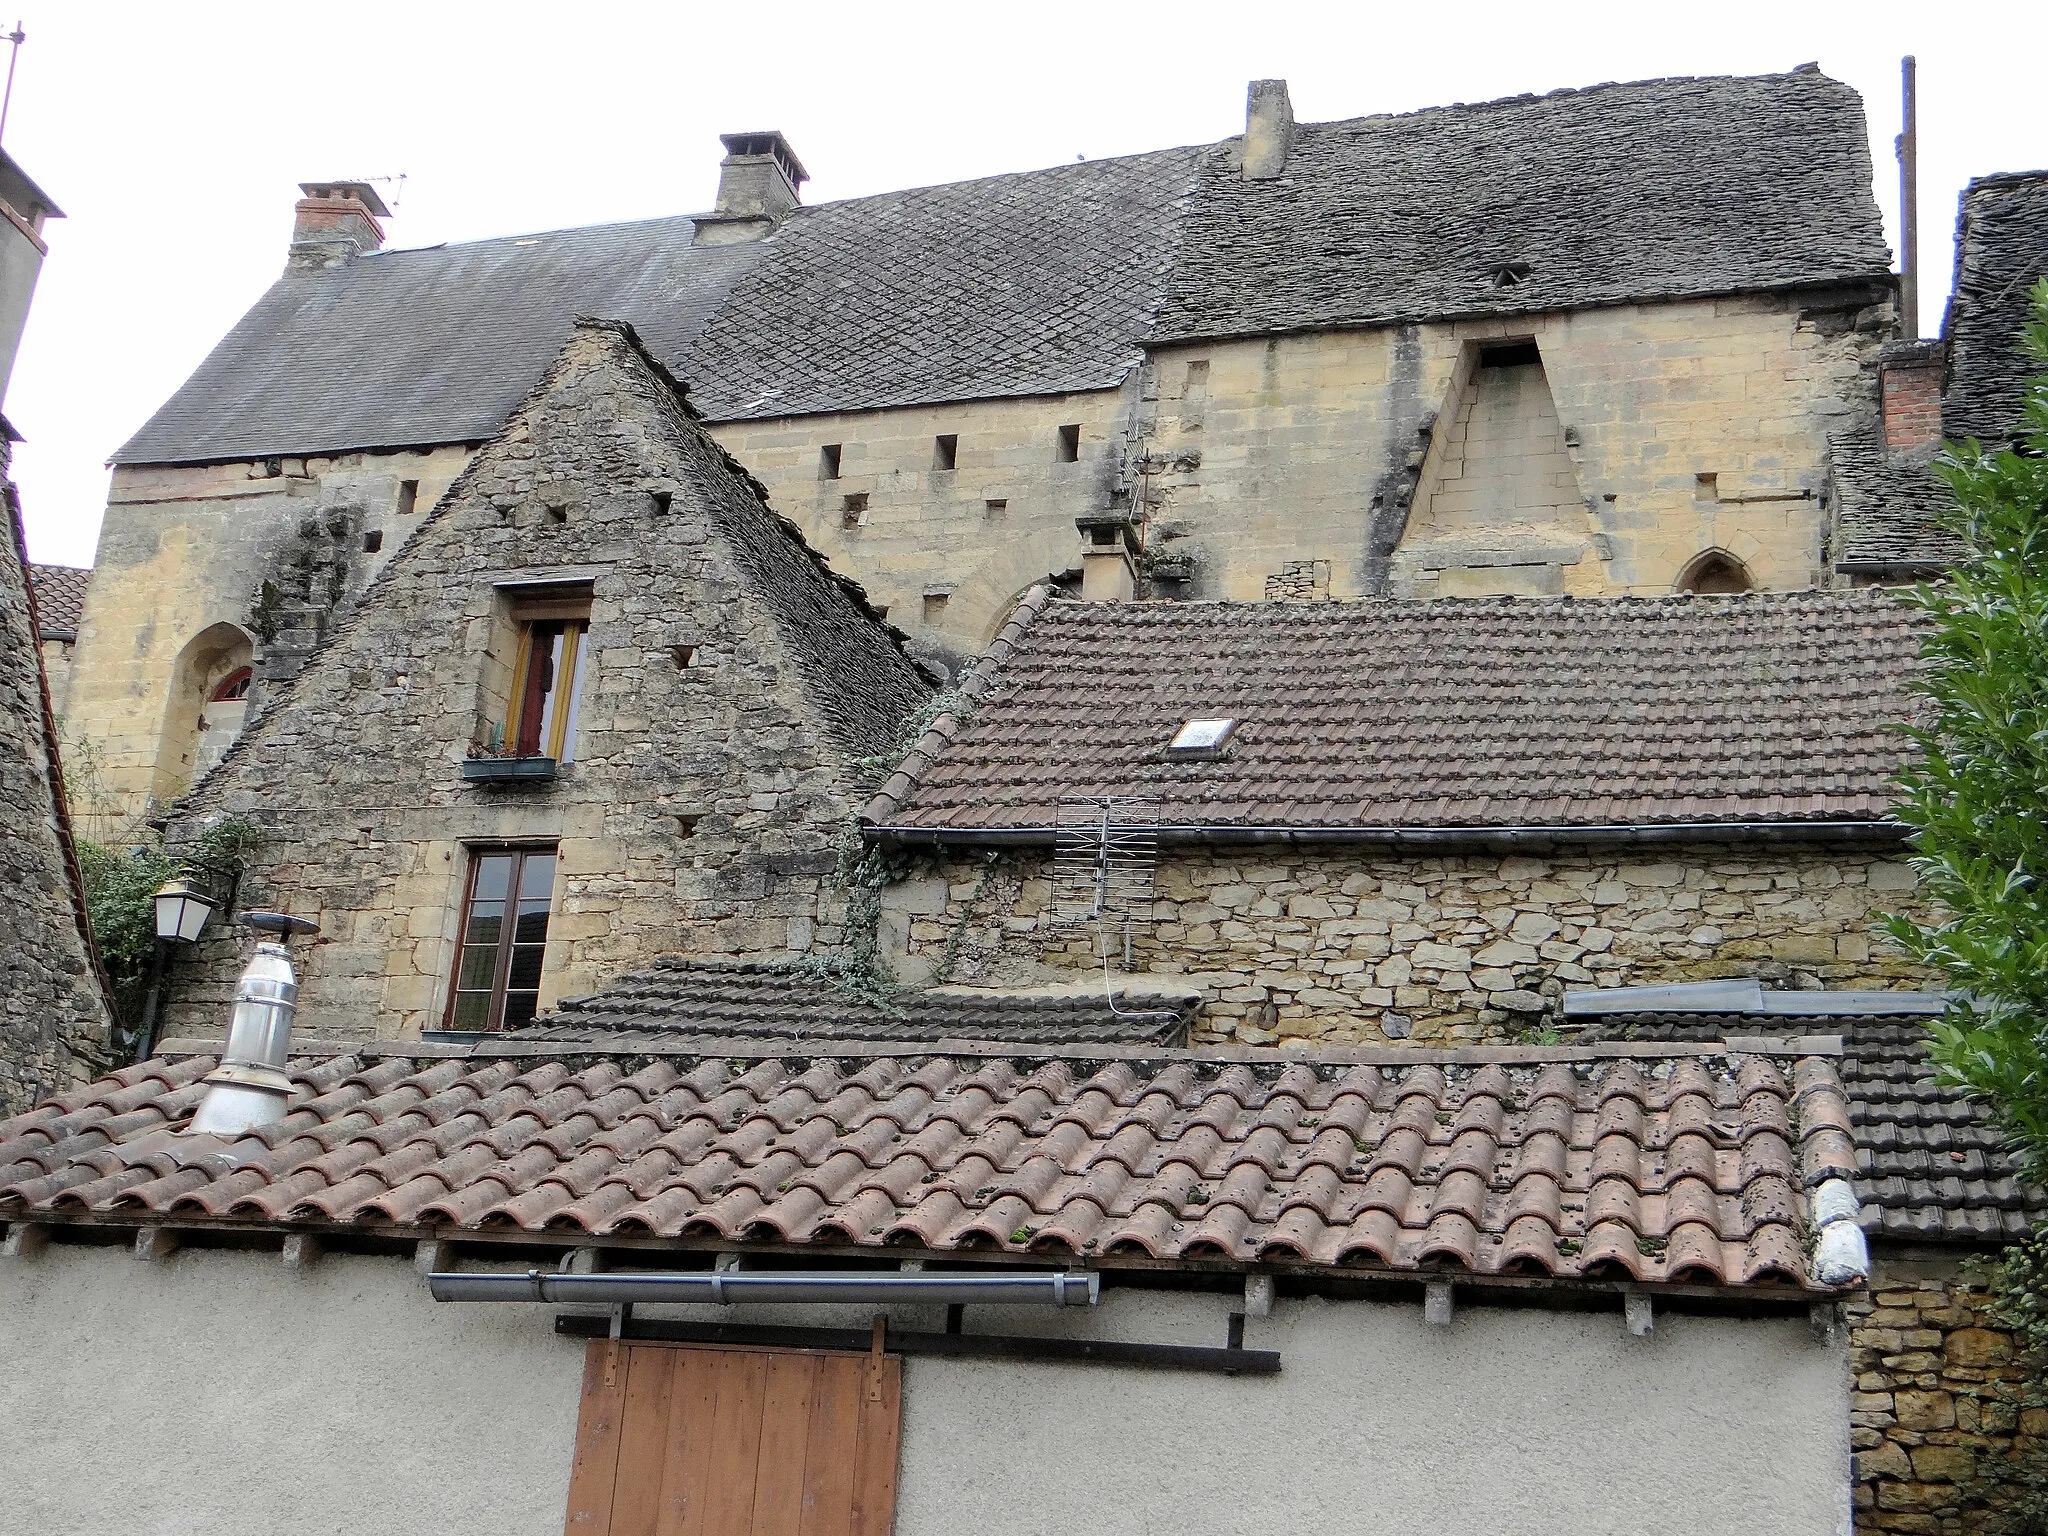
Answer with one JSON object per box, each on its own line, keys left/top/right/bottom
{"left": 431, "top": 1268, "right": 1098, "bottom": 1308}
{"left": 864, "top": 819, "right": 1909, "bottom": 852}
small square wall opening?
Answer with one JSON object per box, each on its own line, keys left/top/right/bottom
{"left": 362, "top": 530, "right": 384, "bottom": 553}
{"left": 1056, "top": 424, "right": 1081, "bottom": 463}
{"left": 396, "top": 479, "right": 419, "bottom": 515}
{"left": 651, "top": 490, "right": 673, "bottom": 515}
{"left": 1694, "top": 473, "right": 1719, "bottom": 504}
{"left": 933, "top": 434, "right": 958, "bottom": 471}
{"left": 840, "top": 492, "right": 869, "bottom": 529}
{"left": 985, "top": 499, "right": 1008, "bottom": 517}
{"left": 922, "top": 590, "right": 950, "bottom": 625}
{"left": 669, "top": 644, "right": 698, "bottom": 669}
{"left": 819, "top": 444, "right": 842, "bottom": 480}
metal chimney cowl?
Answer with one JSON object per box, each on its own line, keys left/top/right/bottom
{"left": 185, "top": 914, "right": 319, "bottom": 1137}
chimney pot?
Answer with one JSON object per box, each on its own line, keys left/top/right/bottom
{"left": 185, "top": 913, "right": 320, "bottom": 1136}
{"left": 1878, "top": 338, "right": 1946, "bottom": 452}
{"left": 696, "top": 131, "right": 808, "bottom": 246}
{"left": 1243, "top": 79, "right": 1296, "bottom": 181}
{"left": 289, "top": 180, "right": 389, "bottom": 272}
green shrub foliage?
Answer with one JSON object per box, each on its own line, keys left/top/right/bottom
{"left": 1885, "top": 282, "right": 2048, "bottom": 1180}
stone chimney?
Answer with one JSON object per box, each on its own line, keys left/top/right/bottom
{"left": 289, "top": 180, "right": 389, "bottom": 272}
{"left": 1076, "top": 512, "right": 1138, "bottom": 602}
{"left": 1879, "top": 338, "right": 1946, "bottom": 451}
{"left": 694, "top": 131, "right": 808, "bottom": 246}
{"left": 1243, "top": 79, "right": 1296, "bottom": 181}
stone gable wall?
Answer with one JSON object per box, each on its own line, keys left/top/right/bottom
{"left": 161, "top": 329, "right": 918, "bottom": 1041}
{"left": 1848, "top": 1264, "right": 2048, "bottom": 1533}
{"left": 0, "top": 484, "right": 111, "bottom": 1111}
{"left": 877, "top": 843, "right": 1935, "bottom": 1044}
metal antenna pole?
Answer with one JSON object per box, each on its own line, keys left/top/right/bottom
{"left": 0, "top": 23, "right": 23, "bottom": 150}
{"left": 1897, "top": 55, "right": 1920, "bottom": 341}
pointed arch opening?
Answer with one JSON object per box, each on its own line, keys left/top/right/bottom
{"left": 1676, "top": 550, "right": 1754, "bottom": 595}
{"left": 152, "top": 622, "right": 255, "bottom": 804}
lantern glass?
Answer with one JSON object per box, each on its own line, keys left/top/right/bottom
{"left": 152, "top": 880, "right": 216, "bottom": 944}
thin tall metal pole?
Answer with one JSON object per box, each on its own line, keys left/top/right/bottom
{"left": 1898, "top": 55, "right": 1920, "bottom": 341}
{"left": 0, "top": 24, "right": 24, "bottom": 151}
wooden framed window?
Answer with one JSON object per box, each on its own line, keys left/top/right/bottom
{"left": 507, "top": 590, "right": 591, "bottom": 761}
{"left": 209, "top": 667, "right": 253, "bottom": 702}
{"left": 564, "top": 1341, "right": 900, "bottom": 1536}
{"left": 446, "top": 845, "right": 557, "bottom": 1030}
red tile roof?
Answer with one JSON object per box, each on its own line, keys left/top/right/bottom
{"left": 865, "top": 589, "right": 1926, "bottom": 838}
{"left": 0, "top": 1037, "right": 1858, "bottom": 1290}
{"left": 26, "top": 562, "right": 88, "bottom": 636}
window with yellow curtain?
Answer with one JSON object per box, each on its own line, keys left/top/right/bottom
{"left": 506, "top": 592, "right": 590, "bottom": 761}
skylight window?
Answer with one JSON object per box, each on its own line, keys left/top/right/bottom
{"left": 1166, "top": 717, "right": 1238, "bottom": 758}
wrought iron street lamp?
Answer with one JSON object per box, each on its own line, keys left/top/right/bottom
{"left": 131, "top": 878, "right": 219, "bottom": 1063}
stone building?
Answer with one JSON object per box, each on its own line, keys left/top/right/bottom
{"left": 861, "top": 584, "right": 1936, "bottom": 1044}
{"left": 0, "top": 452, "right": 112, "bottom": 1113}
{"left": 65, "top": 67, "right": 1906, "bottom": 819}
{"left": 1830, "top": 168, "right": 2048, "bottom": 581}
{"left": 158, "top": 319, "right": 929, "bottom": 1041}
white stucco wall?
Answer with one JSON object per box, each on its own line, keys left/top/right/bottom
{"left": 0, "top": 1244, "right": 1849, "bottom": 1536}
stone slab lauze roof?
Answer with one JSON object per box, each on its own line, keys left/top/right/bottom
{"left": 1612, "top": 1012, "right": 2046, "bottom": 1244}
{"left": 0, "top": 1039, "right": 1856, "bottom": 1289}
{"left": 1828, "top": 431, "right": 1962, "bottom": 571}
{"left": 1152, "top": 69, "right": 1889, "bottom": 344}
{"left": 114, "top": 69, "right": 1885, "bottom": 465}
{"left": 1941, "top": 170, "right": 2048, "bottom": 444}
{"left": 24, "top": 562, "right": 87, "bottom": 636}
{"left": 866, "top": 590, "right": 1927, "bottom": 839}
{"left": 522, "top": 957, "right": 1197, "bottom": 1048}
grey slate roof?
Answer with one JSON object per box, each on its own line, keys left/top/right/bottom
{"left": 1941, "top": 170, "right": 2048, "bottom": 444}
{"left": 116, "top": 70, "right": 1888, "bottom": 465}
{"left": 681, "top": 149, "right": 1200, "bottom": 421}
{"left": 866, "top": 589, "right": 1927, "bottom": 839}
{"left": 1827, "top": 431, "right": 1961, "bottom": 570}
{"left": 1611, "top": 1011, "right": 2046, "bottom": 1243}
{"left": 518, "top": 956, "right": 1198, "bottom": 1048}
{"left": 1150, "top": 69, "right": 1890, "bottom": 343}
{"left": 115, "top": 218, "right": 765, "bottom": 464}
{"left": 25, "top": 562, "right": 88, "bottom": 636}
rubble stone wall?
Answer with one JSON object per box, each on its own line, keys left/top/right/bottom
{"left": 0, "top": 484, "right": 111, "bottom": 1111}
{"left": 160, "top": 327, "right": 922, "bottom": 1042}
{"left": 1848, "top": 1261, "right": 2048, "bottom": 1533}
{"left": 879, "top": 843, "right": 1937, "bottom": 1044}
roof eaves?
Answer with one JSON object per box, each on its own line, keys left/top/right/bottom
{"left": 867, "top": 818, "right": 1909, "bottom": 850}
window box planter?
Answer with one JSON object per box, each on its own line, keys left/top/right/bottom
{"left": 461, "top": 754, "right": 558, "bottom": 784}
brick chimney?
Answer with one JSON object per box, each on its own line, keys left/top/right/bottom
{"left": 693, "top": 131, "right": 807, "bottom": 246}
{"left": 1879, "top": 339, "right": 1946, "bottom": 451}
{"left": 1243, "top": 79, "right": 1295, "bottom": 181}
{"left": 289, "top": 180, "right": 389, "bottom": 272}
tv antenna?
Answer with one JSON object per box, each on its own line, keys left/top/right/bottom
{"left": 343, "top": 173, "right": 409, "bottom": 210}
{"left": 1052, "top": 796, "right": 1183, "bottom": 1027}
{"left": 0, "top": 22, "right": 25, "bottom": 150}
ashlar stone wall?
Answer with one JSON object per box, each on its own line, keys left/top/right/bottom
{"left": 161, "top": 324, "right": 926, "bottom": 1042}
{"left": 70, "top": 287, "right": 1889, "bottom": 822}
{"left": 877, "top": 843, "right": 1935, "bottom": 1044}
{"left": 68, "top": 443, "right": 474, "bottom": 820}
{"left": 1848, "top": 1263, "right": 2048, "bottom": 1534}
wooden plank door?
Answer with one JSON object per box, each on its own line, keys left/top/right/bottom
{"left": 563, "top": 1341, "right": 901, "bottom": 1536}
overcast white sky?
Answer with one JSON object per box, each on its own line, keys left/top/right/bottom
{"left": 7, "top": 0, "right": 2046, "bottom": 566}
